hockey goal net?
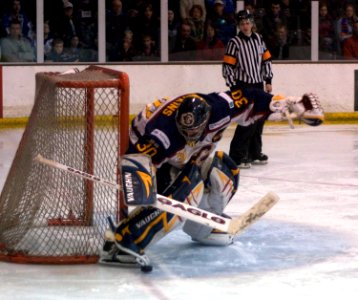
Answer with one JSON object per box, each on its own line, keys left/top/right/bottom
{"left": 0, "top": 66, "right": 129, "bottom": 264}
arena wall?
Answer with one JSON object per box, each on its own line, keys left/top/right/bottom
{"left": 1, "top": 63, "right": 356, "bottom": 118}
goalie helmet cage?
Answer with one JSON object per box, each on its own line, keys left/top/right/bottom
{"left": 0, "top": 66, "right": 129, "bottom": 264}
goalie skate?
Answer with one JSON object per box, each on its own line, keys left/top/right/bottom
{"left": 99, "top": 241, "right": 139, "bottom": 268}
{"left": 99, "top": 228, "right": 153, "bottom": 272}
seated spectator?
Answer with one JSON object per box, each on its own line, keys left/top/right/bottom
{"left": 244, "top": 2, "right": 264, "bottom": 33}
{"left": 207, "top": 0, "right": 236, "bottom": 45}
{"left": 180, "top": 0, "right": 206, "bottom": 22}
{"left": 0, "top": 18, "right": 35, "bottom": 62}
{"left": 342, "top": 19, "right": 358, "bottom": 59}
{"left": 170, "top": 22, "right": 197, "bottom": 61}
{"left": 110, "top": 29, "right": 137, "bottom": 61}
{"left": 116, "top": 37, "right": 137, "bottom": 61}
{"left": 44, "top": 20, "right": 54, "bottom": 56}
{"left": 187, "top": 4, "right": 205, "bottom": 43}
{"left": 106, "top": 0, "right": 128, "bottom": 60}
{"left": 168, "top": 9, "right": 180, "bottom": 52}
{"left": 2, "top": 0, "right": 33, "bottom": 42}
{"left": 134, "top": 34, "right": 159, "bottom": 61}
{"left": 319, "top": 3, "right": 335, "bottom": 58}
{"left": 206, "top": 0, "right": 235, "bottom": 15}
{"left": 196, "top": 22, "right": 225, "bottom": 60}
{"left": 56, "top": 1, "right": 79, "bottom": 48}
{"left": 75, "top": 0, "right": 97, "bottom": 50}
{"left": 133, "top": 3, "right": 160, "bottom": 49}
{"left": 262, "top": 1, "right": 287, "bottom": 49}
{"left": 270, "top": 24, "right": 291, "bottom": 60}
{"left": 45, "top": 38, "right": 78, "bottom": 62}
{"left": 67, "top": 35, "right": 81, "bottom": 61}
{"left": 280, "top": 0, "right": 297, "bottom": 33}
{"left": 336, "top": 4, "right": 358, "bottom": 55}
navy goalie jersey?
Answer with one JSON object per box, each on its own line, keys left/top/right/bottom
{"left": 127, "top": 91, "right": 272, "bottom": 168}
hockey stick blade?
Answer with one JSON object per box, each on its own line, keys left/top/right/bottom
{"left": 34, "top": 154, "right": 279, "bottom": 234}
{"left": 228, "top": 191, "right": 279, "bottom": 235}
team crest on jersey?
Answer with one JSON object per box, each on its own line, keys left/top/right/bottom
{"left": 180, "top": 112, "right": 195, "bottom": 126}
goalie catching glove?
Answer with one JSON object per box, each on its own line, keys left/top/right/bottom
{"left": 269, "top": 93, "right": 324, "bottom": 126}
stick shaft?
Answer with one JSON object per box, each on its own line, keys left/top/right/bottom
{"left": 34, "top": 154, "right": 231, "bottom": 231}
{"left": 34, "top": 155, "right": 279, "bottom": 234}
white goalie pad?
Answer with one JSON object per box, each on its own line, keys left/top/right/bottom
{"left": 182, "top": 151, "right": 239, "bottom": 245}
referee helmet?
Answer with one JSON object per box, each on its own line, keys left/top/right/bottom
{"left": 236, "top": 10, "right": 253, "bottom": 23}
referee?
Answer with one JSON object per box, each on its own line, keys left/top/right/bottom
{"left": 222, "top": 9, "right": 273, "bottom": 168}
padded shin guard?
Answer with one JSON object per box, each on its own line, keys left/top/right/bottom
{"left": 112, "top": 162, "right": 204, "bottom": 251}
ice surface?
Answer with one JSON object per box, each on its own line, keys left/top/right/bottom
{"left": 1, "top": 125, "right": 358, "bottom": 300}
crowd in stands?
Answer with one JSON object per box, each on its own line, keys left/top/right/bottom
{"left": 1, "top": 0, "right": 358, "bottom": 62}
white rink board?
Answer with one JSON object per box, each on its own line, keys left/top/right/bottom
{"left": 1, "top": 63, "right": 357, "bottom": 117}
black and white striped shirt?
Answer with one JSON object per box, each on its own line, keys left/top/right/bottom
{"left": 222, "top": 31, "right": 273, "bottom": 88}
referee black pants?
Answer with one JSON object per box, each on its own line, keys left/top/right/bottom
{"left": 229, "top": 83, "right": 265, "bottom": 164}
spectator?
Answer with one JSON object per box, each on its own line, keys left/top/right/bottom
{"left": 110, "top": 29, "right": 137, "bottom": 61}
{"left": 280, "top": 0, "right": 297, "bottom": 33}
{"left": 117, "top": 37, "right": 137, "bottom": 61}
{"left": 45, "top": 38, "right": 78, "bottom": 62}
{"left": 336, "top": 3, "right": 358, "bottom": 54}
{"left": 343, "top": 19, "right": 358, "bottom": 59}
{"left": 56, "top": 1, "right": 79, "bottom": 47}
{"left": 44, "top": 20, "right": 54, "bottom": 56}
{"left": 168, "top": 9, "right": 180, "bottom": 52}
{"left": 66, "top": 35, "right": 81, "bottom": 61}
{"left": 270, "top": 24, "right": 291, "bottom": 60}
{"left": 244, "top": 2, "right": 264, "bottom": 33}
{"left": 2, "top": 0, "right": 33, "bottom": 42}
{"left": 319, "top": 3, "right": 335, "bottom": 58}
{"left": 180, "top": 0, "right": 206, "bottom": 22}
{"left": 170, "top": 22, "right": 197, "bottom": 61}
{"left": 207, "top": 0, "right": 236, "bottom": 45}
{"left": 206, "top": 0, "right": 235, "bottom": 15}
{"left": 262, "top": 1, "right": 287, "bottom": 49}
{"left": 187, "top": 4, "right": 205, "bottom": 43}
{"left": 196, "top": 22, "right": 225, "bottom": 60}
{"left": 133, "top": 3, "right": 160, "bottom": 48}
{"left": 75, "top": 0, "right": 97, "bottom": 50}
{"left": 0, "top": 18, "right": 35, "bottom": 62}
{"left": 169, "top": 0, "right": 181, "bottom": 18}
{"left": 134, "top": 34, "right": 159, "bottom": 61}
{"left": 106, "top": 0, "right": 128, "bottom": 61}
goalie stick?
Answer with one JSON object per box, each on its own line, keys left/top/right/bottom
{"left": 34, "top": 154, "right": 279, "bottom": 235}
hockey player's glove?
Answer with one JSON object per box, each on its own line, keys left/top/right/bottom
{"left": 269, "top": 93, "right": 324, "bottom": 127}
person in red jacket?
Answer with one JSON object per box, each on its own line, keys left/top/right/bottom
{"left": 343, "top": 19, "right": 358, "bottom": 59}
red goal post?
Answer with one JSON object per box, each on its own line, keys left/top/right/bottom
{"left": 0, "top": 66, "right": 129, "bottom": 264}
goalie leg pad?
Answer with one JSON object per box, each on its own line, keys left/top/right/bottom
{"left": 100, "top": 161, "right": 205, "bottom": 266}
{"left": 183, "top": 151, "right": 239, "bottom": 245}
{"left": 192, "top": 229, "right": 234, "bottom": 246}
{"left": 121, "top": 154, "right": 156, "bottom": 206}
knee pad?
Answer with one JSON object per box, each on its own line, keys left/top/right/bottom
{"left": 202, "top": 151, "right": 240, "bottom": 213}
{"left": 163, "top": 161, "right": 205, "bottom": 206}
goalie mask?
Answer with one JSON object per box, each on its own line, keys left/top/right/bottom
{"left": 175, "top": 95, "right": 211, "bottom": 143}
